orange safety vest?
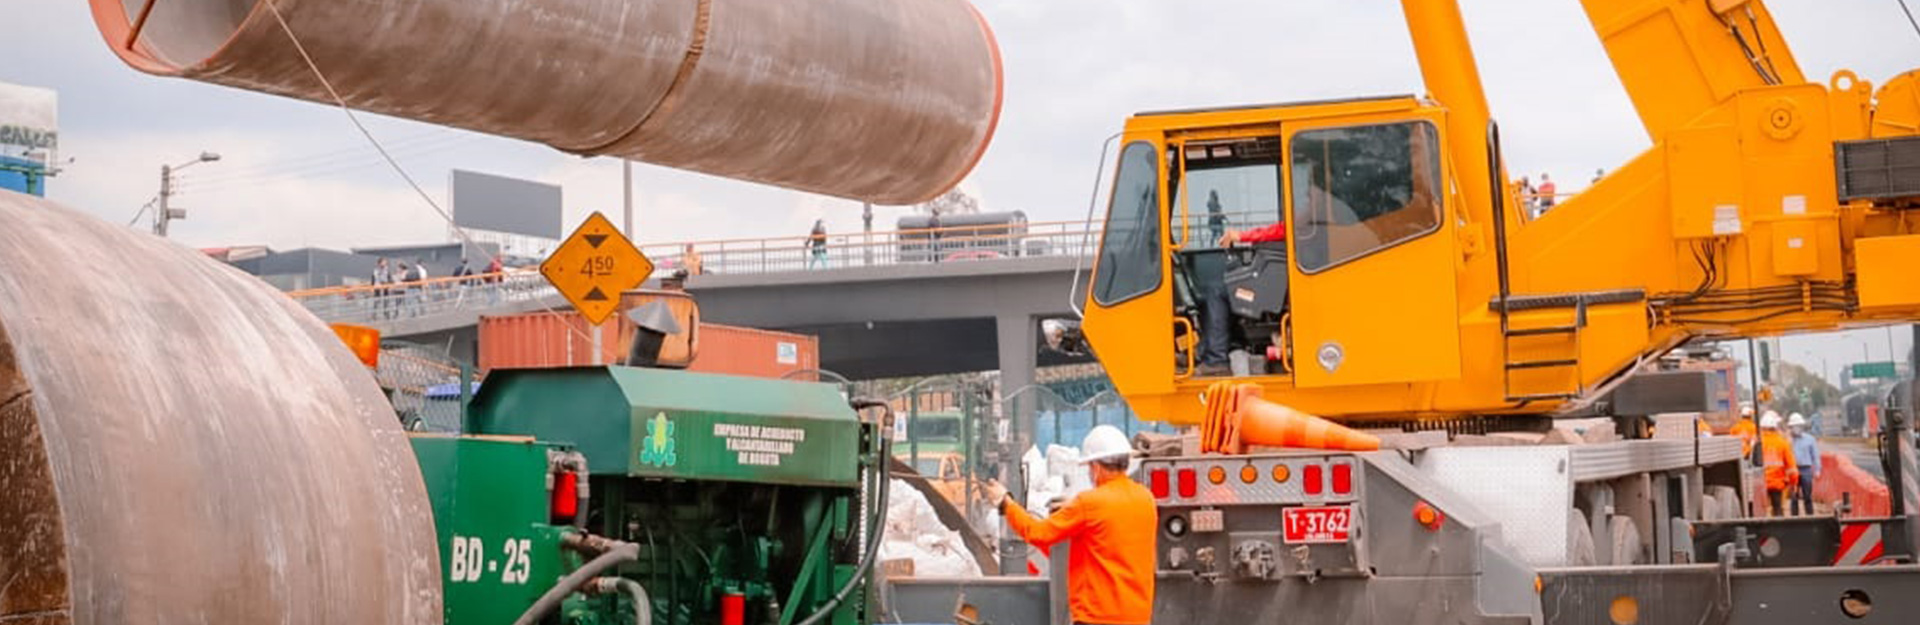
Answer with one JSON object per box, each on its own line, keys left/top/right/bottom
{"left": 1760, "top": 430, "right": 1799, "bottom": 491}
{"left": 1730, "top": 419, "right": 1757, "bottom": 457}
{"left": 1004, "top": 474, "right": 1158, "bottom": 625}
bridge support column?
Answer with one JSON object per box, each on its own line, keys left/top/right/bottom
{"left": 996, "top": 312, "right": 1037, "bottom": 573}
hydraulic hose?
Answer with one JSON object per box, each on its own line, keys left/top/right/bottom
{"left": 790, "top": 399, "right": 896, "bottom": 625}
{"left": 512, "top": 536, "right": 641, "bottom": 625}
{"left": 586, "top": 577, "right": 654, "bottom": 625}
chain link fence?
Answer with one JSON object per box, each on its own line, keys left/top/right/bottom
{"left": 376, "top": 343, "right": 477, "bottom": 432}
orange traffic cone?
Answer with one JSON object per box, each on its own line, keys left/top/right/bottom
{"left": 1200, "top": 382, "right": 1379, "bottom": 454}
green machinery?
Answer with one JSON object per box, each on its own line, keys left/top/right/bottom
{"left": 413, "top": 365, "right": 886, "bottom": 625}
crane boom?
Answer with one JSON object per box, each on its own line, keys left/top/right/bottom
{"left": 1581, "top": 0, "right": 1807, "bottom": 140}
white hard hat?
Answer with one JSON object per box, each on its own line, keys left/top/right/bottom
{"left": 1761, "top": 411, "right": 1783, "bottom": 428}
{"left": 1079, "top": 425, "right": 1134, "bottom": 464}
{"left": 1788, "top": 413, "right": 1808, "bottom": 427}
{"left": 1741, "top": 404, "right": 1754, "bottom": 418}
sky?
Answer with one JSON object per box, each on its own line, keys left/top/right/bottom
{"left": 4, "top": 0, "right": 1917, "bottom": 386}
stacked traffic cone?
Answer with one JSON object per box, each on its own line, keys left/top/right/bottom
{"left": 1200, "top": 382, "right": 1380, "bottom": 454}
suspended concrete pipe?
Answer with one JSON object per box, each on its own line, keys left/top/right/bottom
{"left": 0, "top": 191, "right": 442, "bottom": 623}
{"left": 88, "top": 0, "right": 1004, "bottom": 205}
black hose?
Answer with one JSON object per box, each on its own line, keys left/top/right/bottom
{"left": 512, "top": 539, "right": 641, "bottom": 625}
{"left": 790, "top": 399, "right": 895, "bottom": 625}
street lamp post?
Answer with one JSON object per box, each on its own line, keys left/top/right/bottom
{"left": 155, "top": 151, "right": 221, "bottom": 237}
{"left": 1887, "top": 324, "right": 1901, "bottom": 368}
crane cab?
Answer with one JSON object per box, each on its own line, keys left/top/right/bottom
{"left": 1082, "top": 96, "right": 1469, "bottom": 425}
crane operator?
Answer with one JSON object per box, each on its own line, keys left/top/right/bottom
{"left": 985, "top": 425, "right": 1157, "bottom": 625}
{"left": 1188, "top": 220, "right": 1289, "bottom": 375}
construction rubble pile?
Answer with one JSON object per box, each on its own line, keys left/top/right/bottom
{"left": 881, "top": 479, "right": 983, "bottom": 578}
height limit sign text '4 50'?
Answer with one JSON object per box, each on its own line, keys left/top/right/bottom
{"left": 540, "top": 212, "right": 653, "bottom": 324}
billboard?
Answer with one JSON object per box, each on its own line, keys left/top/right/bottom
{"left": 0, "top": 81, "right": 57, "bottom": 155}
{"left": 450, "top": 169, "right": 562, "bottom": 239}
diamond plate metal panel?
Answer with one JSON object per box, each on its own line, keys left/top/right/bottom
{"left": 1415, "top": 446, "right": 1574, "bottom": 566}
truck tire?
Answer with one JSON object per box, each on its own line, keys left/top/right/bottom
{"left": 1608, "top": 515, "right": 1647, "bottom": 565}
{"left": 1567, "top": 509, "right": 1597, "bottom": 566}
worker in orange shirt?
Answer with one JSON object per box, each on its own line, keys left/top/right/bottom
{"left": 1729, "top": 404, "right": 1758, "bottom": 457}
{"left": 1758, "top": 411, "right": 1799, "bottom": 517}
{"left": 986, "top": 425, "right": 1157, "bottom": 625}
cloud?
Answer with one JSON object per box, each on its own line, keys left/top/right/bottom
{"left": 46, "top": 126, "right": 470, "bottom": 249}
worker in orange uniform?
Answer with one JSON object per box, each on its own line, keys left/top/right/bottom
{"left": 1729, "top": 404, "right": 1757, "bottom": 457}
{"left": 1758, "top": 411, "right": 1799, "bottom": 517}
{"left": 985, "top": 425, "right": 1157, "bottom": 625}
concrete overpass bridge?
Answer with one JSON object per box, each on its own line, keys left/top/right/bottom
{"left": 290, "top": 220, "right": 1099, "bottom": 388}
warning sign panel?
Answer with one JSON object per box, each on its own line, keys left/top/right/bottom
{"left": 540, "top": 212, "right": 652, "bottom": 324}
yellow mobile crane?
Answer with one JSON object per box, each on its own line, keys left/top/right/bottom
{"left": 1084, "top": 0, "right": 1920, "bottom": 427}
{"left": 1072, "top": 1, "right": 1920, "bottom": 623}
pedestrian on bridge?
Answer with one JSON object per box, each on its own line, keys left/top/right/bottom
{"left": 1537, "top": 173, "right": 1558, "bottom": 213}
{"left": 485, "top": 256, "right": 504, "bottom": 305}
{"left": 807, "top": 219, "right": 829, "bottom": 269}
{"left": 452, "top": 258, "right": 474, "bottom": 306}
{"left": 371, "top": 258, "right": 395, "bottom": 320}
{"left": 403, "top": 260, "right": 428, "bottom": 317}
{"left": 1206, "top": 190, "right": 1228, "bottom": 243}
{"left": 683, "top": 244, "right": 704, "bottom": 276}
{"left": 985, "top": 425, "right": 1156, "bottom": 625}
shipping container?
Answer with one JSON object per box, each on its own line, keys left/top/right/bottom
{"left": 477, "top": 311, "right": 624, "bottom": 372}
{"left": 689, "top": 324, "right": 820, "bottom": 380}
{"left": 477, "top": 309, "right": 818, "bottom": 381}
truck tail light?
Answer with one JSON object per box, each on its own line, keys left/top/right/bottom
{"left": 550, "top": 470, "right": 579, "bottom": 524}
{"left": 1413, "top": 501, "right": 1444, "bottom": 531}
{"left": 1303, "top": 464, "right": 1323, "bottom": 496}
{"left": 330, "top": 323, "right": 381, "bottom": 368}
{"left": 1332, "top": 463, "right": 1353, "bottom": 494}
{"left": 720, "top": 591, "right": 746, "bottom": 625}
{"left": 1150, "top": 468, "right": 1170, "bottom": 499}
{"left": 1177, "top": 467, "right": 1198, "bottom": 498}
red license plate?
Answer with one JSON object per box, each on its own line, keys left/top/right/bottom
{"left": 1282, "top": 505, "right": 1353, "bottom": 544}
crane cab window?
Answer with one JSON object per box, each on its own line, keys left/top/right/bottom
{"left": 1290, "top": 121, "right": 1442, "bottom": 272}
{"left": 1093, "top": 142, "right": 1162, "bottom": 306}
{"left": 1172, "top": 137, "right": 1284, "bottom": 248}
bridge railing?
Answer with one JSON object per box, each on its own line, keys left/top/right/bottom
{"left": 640, "top": 219, "right": 1101, "bottom": 277}
{"left": 287, "top": 219, "right": 1112, "bottom": 323}
{"left": 289, "top": 270, "right": 554, "bottom": 325}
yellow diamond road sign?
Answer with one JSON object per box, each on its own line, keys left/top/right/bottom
{"left": 541, "top": 212, "right": 652, "bottom": 324}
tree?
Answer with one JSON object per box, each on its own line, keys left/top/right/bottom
{"left": 915, "top": 188, "right": 980, "bottom": 215}
{"left": 1772, "top": 361, "right": 1839, "bottom": 417}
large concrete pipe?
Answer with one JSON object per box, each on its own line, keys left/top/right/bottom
{"left": 88, "top": 0, "right": 1003, "bottom": 205}
{"left": 0, "top": 191, "right": 440, "bottom": 623}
